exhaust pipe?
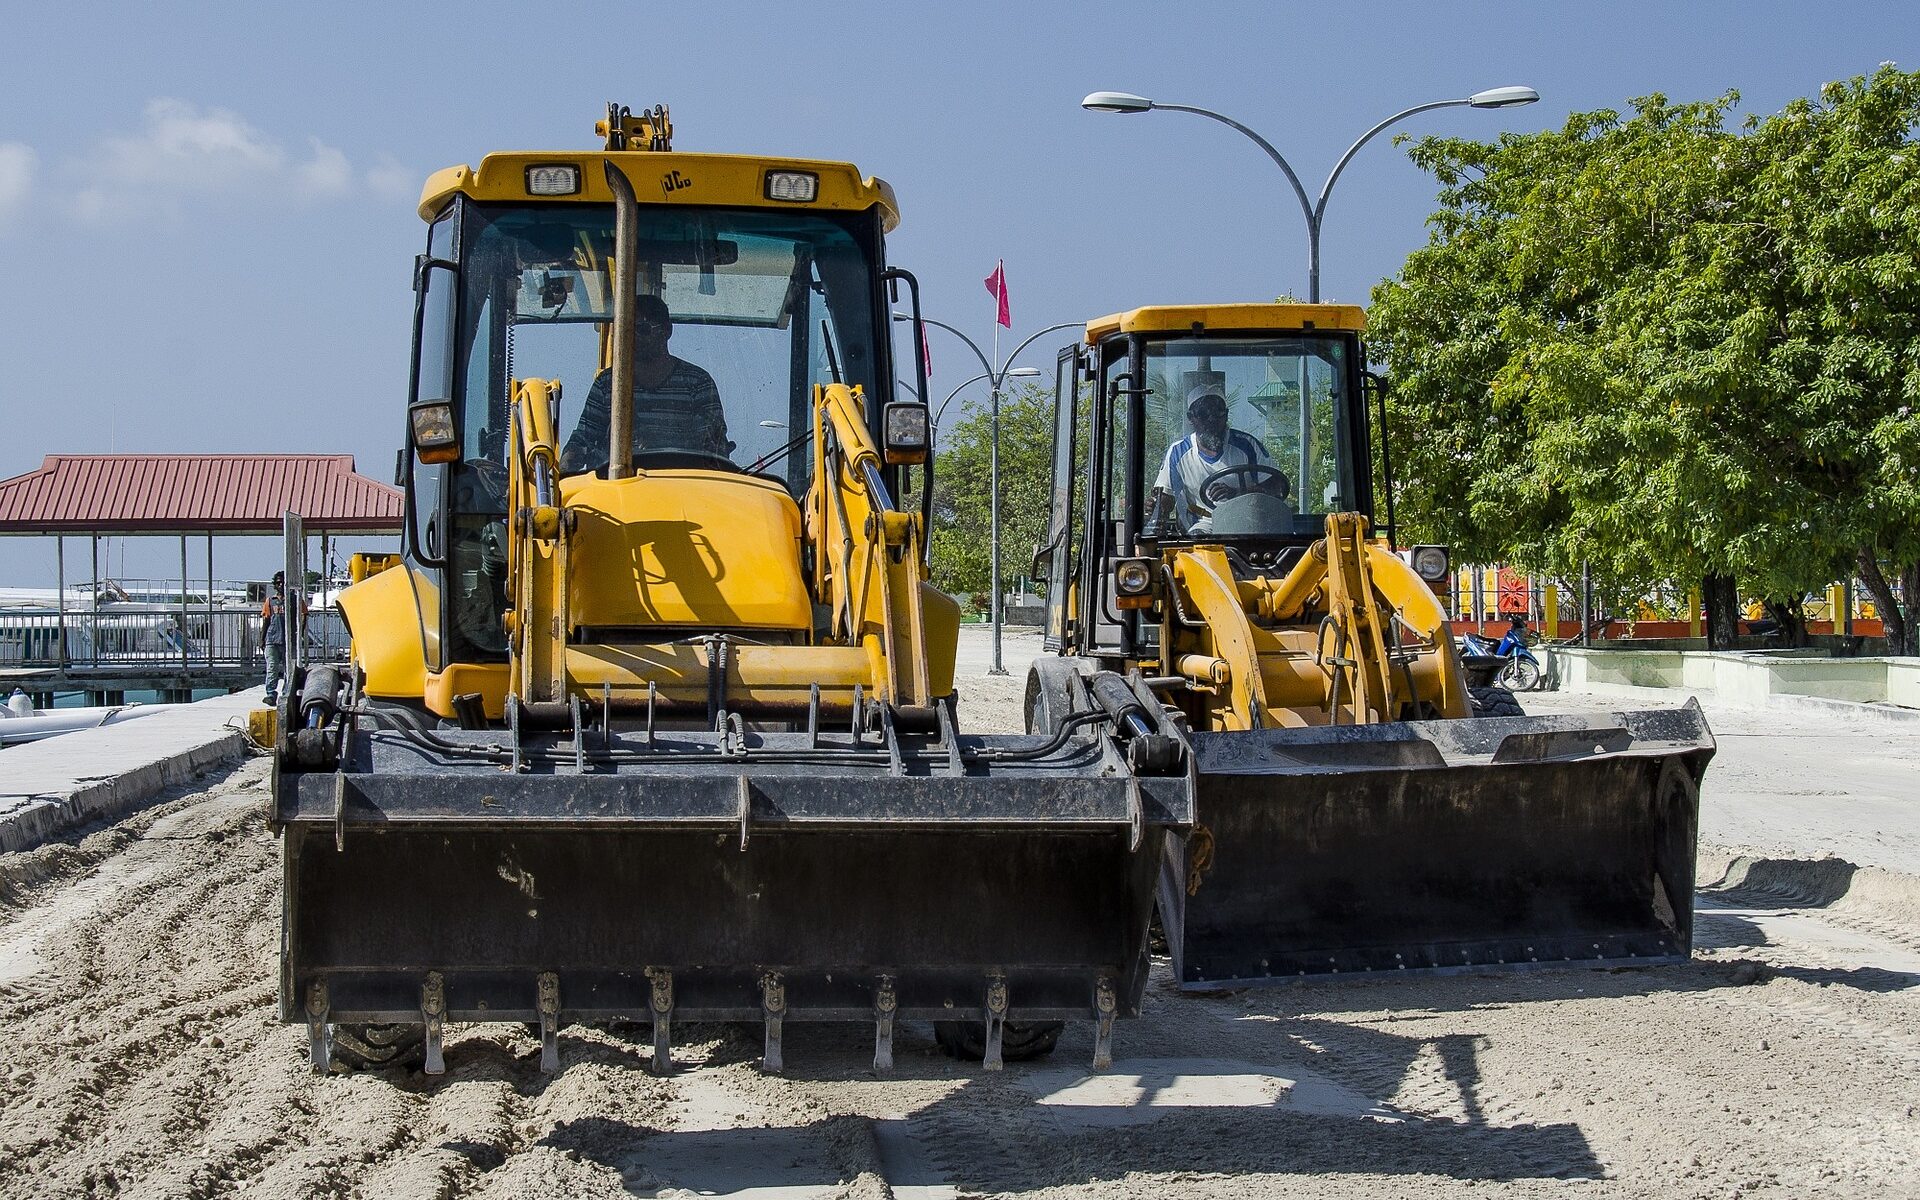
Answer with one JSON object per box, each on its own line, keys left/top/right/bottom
{"left": 603, "top": 161, "right": 639, "bottom": 480}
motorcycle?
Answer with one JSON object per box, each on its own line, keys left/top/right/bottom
{"left": 1458, "top": 619, "right": 1545, "bottom": 692}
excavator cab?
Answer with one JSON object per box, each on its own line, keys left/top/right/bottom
{"left": 1032, "top": 302, "right": 1713, "bottom": 987}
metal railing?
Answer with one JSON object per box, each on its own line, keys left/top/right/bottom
{"left": 0, "top": 605, "right": 348, "bottom": 669}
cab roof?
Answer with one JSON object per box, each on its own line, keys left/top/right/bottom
{"left": 1085, "top": 302, "right": 1366, "bottom": 343}
{"left": 418, "top": 151, "right": 901, "bottom": 232}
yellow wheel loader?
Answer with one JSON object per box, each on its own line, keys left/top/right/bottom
{"left": 1028, "top": 302, "right": 1713, "bottom": 986}
{"left": 270, "top": 106, "right": 1191, "bottom": 1076}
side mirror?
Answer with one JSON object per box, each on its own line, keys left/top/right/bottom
{"left": 409, "top": 400, "right": 461, "bottom": 465}
{"left": 1029, "top": 541, "right": 1053, "bottom": 586}
{"left": 881, "top": 401, "right": 930, "bottom": 465}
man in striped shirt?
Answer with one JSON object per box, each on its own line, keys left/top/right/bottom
{"left": 561, "top": 295, "right": 733, "bottom": 474}
{"left": 1148, "top": 386, "right": 1276, "bottom": 536}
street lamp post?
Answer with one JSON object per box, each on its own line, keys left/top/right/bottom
{"left": 1080, "top": 86, "right": 1539, "bottom": 301}
{"left": 895, "top": 314, "right": 1079, "bottom": 675}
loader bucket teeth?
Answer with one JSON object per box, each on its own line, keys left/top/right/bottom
{"left": 647, "top": 967, "right": 674, "bottom": 1074}
{"left": 304, "top": 981, "right": 331, "bottom": 1075}
{"left": 982, "top": 974, "right": 1009, "bottom": 1071}
{"left": 760, "top": 973, "right": 786, "bottom": 1075}
{"left": 1091, "top": 976, "right": 1118, "bottom": 1071}
{"left": 421, "top": 972, "right": 447, "bottom": 1076}
{"left": 1162, "top": 705, "right": 1714, "bottom": 985}
{"left": 537, "top": 972, "right": 561, "bottom": 1074}
{"left": 872, "top": 975, "right": 897, "bottom": 1073}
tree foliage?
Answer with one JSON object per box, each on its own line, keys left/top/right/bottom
{"left": 927, "top": 382, "right": 1055, "bottom": 600}
{"left": 1369, "top": 66, "right": 1920, "bottom": 652}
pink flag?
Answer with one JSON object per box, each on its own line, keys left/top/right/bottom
{"left": 983, "top": 260, "right": 1011, "bottom": 328}
{"left": 921, "top": 325, "right": 934, "bottom": 376}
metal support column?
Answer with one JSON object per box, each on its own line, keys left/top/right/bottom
{"left": 180, "top": 534, "right": 190, "bottom": 674}
{"left": 55, "top": 536, "right": 67, "bottom": 667}
{"left": 1580, "top": 561, "right": 1593, "bottom": 647}
{"left": 90, "top": 533, "right": 100, "bottom": 667}
{"left": 206, "top": 534, "right": 215, "bottom": 669}
{"left": 320, "top": 530, "right": 331, "bottom": 660}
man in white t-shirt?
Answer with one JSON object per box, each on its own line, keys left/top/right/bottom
{"left": 1148, "top": 387, "right": 1276, "bottom": 535}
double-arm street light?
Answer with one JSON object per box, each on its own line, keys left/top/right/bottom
{"left": 895, "top": 313, "right": 1080, "bottom": 675}
{"left": 936, "top": 367, "right": 1041, "bottom": 434}
{"left": 1080, "top": 85, "right": 1539, "bottom": 301}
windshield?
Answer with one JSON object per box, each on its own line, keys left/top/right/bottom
{"left": 436, "top": 200, "right": 883, "bottom": 662}
{"left": 454, "top": 202, "right": 882, "bottom": 502}
{"left": 1140, "top": 335, "right": 1359, "bottom": 540}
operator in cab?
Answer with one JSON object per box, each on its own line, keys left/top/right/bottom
{"left": 560, "top": 295, "right": 734, "bottom": 474}
{"left": 1146, "top": 386, "right": 1284, "bottom": 536}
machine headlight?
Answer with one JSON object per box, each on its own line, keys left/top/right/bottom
{"left": 881, "top": 401, "right": 930, "bottom": 465}
{"left": 1409, "top": 545, "right": 1450, "bottom": 583}
{"left": 409, "top": 400, "right": 459, "bottom": 464}
{"left": 1113, "top": 558, "right": 1155, "bottom": 609}
{"left": 525, "top": 164, "right": 581, "bottom": 196}
{"left": 765, "top": 170, "right": 818, "bottom": 202}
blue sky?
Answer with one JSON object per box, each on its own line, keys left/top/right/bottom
{"left": 1, "top": 0, "right": 1913, "bottom": 582}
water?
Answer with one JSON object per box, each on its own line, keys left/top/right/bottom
{"left": 41, "top": 689, "right": 235, "bottom": 709}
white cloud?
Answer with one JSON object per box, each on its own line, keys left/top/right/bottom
{"left": 0, "top": 143, "right": 35, "bottom": 228}
{"left": 295, "top": 140, "right": 355, "bottom": 196}
{"left": 44, "top": 99, "right": 408, "bottom": 223}
{"left": 363, "top": 155, "right": 418, "bottom": 202}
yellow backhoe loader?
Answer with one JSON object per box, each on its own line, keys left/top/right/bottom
{"left": 270, "top": 106, "right": 1191, "bottom": 1075}
{"left": 1028, "top": 302, "right": 1713, "bottom": 985}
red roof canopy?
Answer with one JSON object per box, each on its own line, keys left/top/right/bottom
{"left": 0, "top": 455, "right": 403, "bottom": 535}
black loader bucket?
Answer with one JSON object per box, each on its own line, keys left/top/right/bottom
{"left": 1158, "top": 701, "right": 1713, "bottom": 986}
{"left": 275, "top": 705, "right": 1190, "bottom": 1072}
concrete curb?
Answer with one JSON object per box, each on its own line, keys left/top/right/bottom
{"left": 1763, "top": 690, "right": 1920, "bottom": 726}
{"left": 0, "top": 695, "right": 258, "bottom": 854}
{"left": 1533, "top": 679, "right": 1920, "bottom": 725}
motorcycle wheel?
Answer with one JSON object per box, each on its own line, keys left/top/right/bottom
{"left": 1498, "top": 656, "right": 1542, "bottom": 692}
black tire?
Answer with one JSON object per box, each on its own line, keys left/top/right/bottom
{"left": 1024, "top": 668, "right": 1058, "bottom": 736}
{"left": 333, "top": 1022, "right": 426, "bottom": 1072}
{"left": 1468, "top": 685, "right": 1525, "bottom": 719}
{"left": 933, "top": 1019, "right": 1064, "bottom": 1063}
{"left": 1024, "top": 679, "right": 1047, "bottom": 736}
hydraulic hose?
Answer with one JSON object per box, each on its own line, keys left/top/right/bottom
{"left": 349, "top": 704, "right": 1111, "bottom": 769}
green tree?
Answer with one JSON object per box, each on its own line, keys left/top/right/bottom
{"left": 1369, "top": 67, "right": 1920, "bottom": 653}
{"left": 928, "top": 382, "right": 1054, "bottom": 599}
{"left": 1743, "top": 68, "right": 1920, "bottom": 654}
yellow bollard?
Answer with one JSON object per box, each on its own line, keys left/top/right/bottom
{"left": 1543, "top": 584, "right": 1559, "bottom": 638}
{"left": 1687, "top": 589, "right": 1702, "bottom": 638}
{"left": 1826, "top": 583, "right": 1845, "bottom": 628}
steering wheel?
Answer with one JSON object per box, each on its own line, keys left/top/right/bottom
{"left": 1200, "top": 463, "right": 1291, "bottom": 506}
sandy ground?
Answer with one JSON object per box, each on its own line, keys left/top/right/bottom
{"left": 2, "top": 629, "right": 1917, "bottom": 1199}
